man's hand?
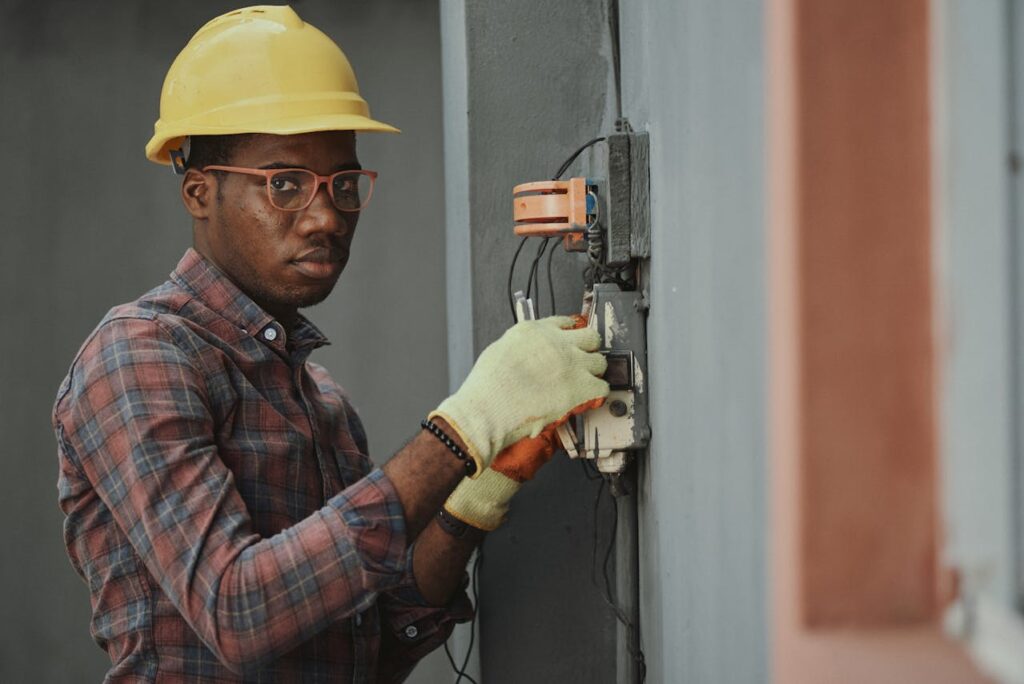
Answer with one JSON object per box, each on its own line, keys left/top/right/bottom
{"left": 430, "top": 315, "right": 609, "bottom": 475}
{"left": 443, "top": 398, "right": 603, "bottom": 531}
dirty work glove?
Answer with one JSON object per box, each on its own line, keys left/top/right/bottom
{"left": 444, "top": 398, "right": 604, "bottom": 530}
{"left": 429, "top": 315, "right": 609, "bottom": 477}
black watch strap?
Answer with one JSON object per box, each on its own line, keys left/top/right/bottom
{"left": 437, "top": 508, "right": 483, "bottom": 539}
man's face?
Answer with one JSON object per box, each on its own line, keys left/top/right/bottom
{"left": 191, "top": 131, "right": 360, "bottom": 322}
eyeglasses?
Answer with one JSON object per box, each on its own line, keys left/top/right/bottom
{"left": 202, "top": 165, "right": 378, "bottom": 212}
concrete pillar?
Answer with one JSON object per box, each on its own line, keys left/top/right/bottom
{"left": 441, "top": 0, "right": 623, "bottom": 681}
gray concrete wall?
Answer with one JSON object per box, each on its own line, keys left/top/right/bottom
{"left": 618, "top": 1, "right": 769, "bottom": 681}
{"left": 0, "top": 2, "right": 450, "bottom": 682}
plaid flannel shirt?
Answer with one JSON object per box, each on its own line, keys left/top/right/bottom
{"left": 53, "top": 248, "right": 472, "bottom": 683}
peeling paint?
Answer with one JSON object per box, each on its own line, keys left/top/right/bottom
{"left": 604, "top": 299, "right": 628, "bottom": 345}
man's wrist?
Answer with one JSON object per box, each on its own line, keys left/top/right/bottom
{"left": 427, "top": 417, "right": 470, "bottom": 454}
{"left": 418, "top": 417, "right": 476, "bottom": 480}
{"left": 437, "top": 508, "right": 486, "bottom": 541}
{"left": 423, "top": 416, "right": 480, "bottom": 477}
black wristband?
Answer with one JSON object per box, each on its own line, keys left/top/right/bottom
{"left": 420, "top": 419, "right": 478, "bottom": 476}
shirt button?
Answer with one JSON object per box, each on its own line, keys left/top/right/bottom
{"left": 262, "top": 326, "right": 278, "bottom": 342}
{"left": 404, "top": 625, "right": 419, "bottom": 640}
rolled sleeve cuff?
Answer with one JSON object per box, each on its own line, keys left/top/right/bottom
{"left": 381, "top": 545, "right": 475, "bottom": 642}
{"left": 323, "top": 468, "right": 409, "bottom": 595}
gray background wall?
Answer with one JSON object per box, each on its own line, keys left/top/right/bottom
{"left": 934, "top": 0, "right": 1018, "bottom": 612}
{"left": 618, "top": 1, "right": 768, "bottom": 681}
{"left": 0, "top": 2, "right": 450, "bottom": 681}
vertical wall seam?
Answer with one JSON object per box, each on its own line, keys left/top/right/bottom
{"left": 439, "top": 1, "right": 481, "bottom": 680}
{"left": 441, "top": 0, "right": 474, "bottom": 392}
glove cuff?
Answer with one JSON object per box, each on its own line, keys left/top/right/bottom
{"left": 443, "top": 468, "right": 522, "bottom": 531}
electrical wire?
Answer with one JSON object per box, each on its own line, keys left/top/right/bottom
{"left": 553, "top": 137, "right": 606, "bottom": 181}
{"left": 588, "top": 472, "right": 648, "bottom": 683}
{"left": 545, "top": 243, "right": 558, "bottom": 317}
{"left": 532, "top": 239, "right": 547, "bottom": 309}
{"left": 608, "top": 0, "right": 623, "bottom": 123}
{"left": 506, "top": 137, "right": 609, "bottom": 324}
{"left": 444, "top": 544, "right": 484, "bottom": 684}
{"left": 443, "top": 643, "right": 477, "bottom": 684}
{"left": 459, "top": 549, "right": 482, "bottom": 682}
{"left": 507, "top": 237, "right": 530, "bottom": 324}
{"left": 524, "top": 237, "right": 549, "bottom": 302}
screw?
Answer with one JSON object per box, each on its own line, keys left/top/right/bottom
{"left": 609, "top": 400, "right": 628, "bottom": 417}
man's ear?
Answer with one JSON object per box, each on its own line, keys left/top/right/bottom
{"left": 181, "top": 169, "right": 214, "bottom": 220}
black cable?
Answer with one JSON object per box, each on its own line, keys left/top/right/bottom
{"left": 443, "top": 643, "right": 476, "bottom": 684}
{"left": 525, "top": 238, "right": 549, "bottom": 302}
{"left": 532, "top": 239, "right": 546, "bottom": 309}
{"left": 445, "top": 544, "right": 483, "bottom": 684}
{"left": 553, "top": 137, "right": 606, "bottom": 181}
{"left": 587, "top": 474, "right": 648, "bottom": 683}
{"left": 504, "top": 136, "right": 607, "bottom": 325}
{"left": 590, "top": 476, "right": 606, "bottom": 587}
{"left": 608, "top": 0, "right": 623, "bottom": 122}
{"left": 546, "top": 241, "right": 558, "bottom": 315}
{"left": 507, "top": 237, "right": 530, "bottom": 324}
{"left": 458, "top": 548, "right": 483, "bottom": 682}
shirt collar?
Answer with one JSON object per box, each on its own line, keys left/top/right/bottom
{"left": 170, "top": 248, "right": 330, "bottom": 353}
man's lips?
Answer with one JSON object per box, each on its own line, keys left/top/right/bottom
{"left": 291, "top": 247, "right": 346, "bottom": 279}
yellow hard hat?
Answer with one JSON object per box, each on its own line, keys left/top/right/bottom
{"left": 145, "top": 5, "right": 399, "bottom": 166}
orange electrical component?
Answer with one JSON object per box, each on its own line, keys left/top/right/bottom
{"left": 513, "top": 177, "right": 593, "bottom": 250}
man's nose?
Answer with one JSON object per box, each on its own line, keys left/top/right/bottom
{"left": 296, "top": 182, "right": 351, "bottom": 237}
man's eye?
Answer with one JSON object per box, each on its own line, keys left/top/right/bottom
{"left": 333, "top": 177, "right": 357, "bottom": 194}
{"left": 270, "top": 175, "right": 300, "bottom": 192}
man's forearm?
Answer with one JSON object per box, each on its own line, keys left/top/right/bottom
{"left": 381, "top": 418, "right": 470, "bottom": 540}
{"left": 412, "top": 517, "right": 483, "bottom": 605}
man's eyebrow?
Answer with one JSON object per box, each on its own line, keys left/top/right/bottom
{"left": 257, "top": 161, "right": 363, "bottom": 172}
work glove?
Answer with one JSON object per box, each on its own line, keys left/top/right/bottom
{"left": 444, "top": 398, "right": 604, "bottom": 531}
{"left": 429, "top": 315, "right": 609, "bottom": 476}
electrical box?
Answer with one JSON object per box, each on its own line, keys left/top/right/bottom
{"left": 560, "top": 283, "right": 649, "bottom": 474}
{"left": 587, "top": 131, "right": 651, "bottom": 265}
{"left": 512, "top": 128, "right": 652, "bottom": 482}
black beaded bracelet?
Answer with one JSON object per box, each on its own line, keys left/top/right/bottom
{"left": 420, "top": 419, "right": 478, "bottom": 476}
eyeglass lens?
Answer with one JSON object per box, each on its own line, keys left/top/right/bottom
{"left": 267, "top": 170, "right": 372, "bottom": 211}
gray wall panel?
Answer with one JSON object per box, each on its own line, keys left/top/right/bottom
{"left": 457, "top": 0, "right": 620, "bottom": 681}
{"left": 619, "top": 1, "right": 769, "bottom": 681}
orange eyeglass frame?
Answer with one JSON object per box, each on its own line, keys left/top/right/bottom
{"left": 202, "top": 165, "right": 378, "bottom": 212}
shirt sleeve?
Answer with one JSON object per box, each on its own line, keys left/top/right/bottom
{"left": 375, "top": 546, "right": 476, "bottom": 683}
{"left": 53, "top": 315, "right": 409, "bottom": 675}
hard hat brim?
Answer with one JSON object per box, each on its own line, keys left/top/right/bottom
{"left": 145, "top": 113, "right": 400, "bottom": 166}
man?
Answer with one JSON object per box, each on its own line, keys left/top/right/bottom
{"left": 52, "top": 6, "right": 608, "bottom": 683}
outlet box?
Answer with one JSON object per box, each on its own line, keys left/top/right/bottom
{"left": 576, "top": 283, "right": 650, "bottom": 469}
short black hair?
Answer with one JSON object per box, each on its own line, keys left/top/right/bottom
{"left": 186, "top": 134, "right": 255, "bottom": 170}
